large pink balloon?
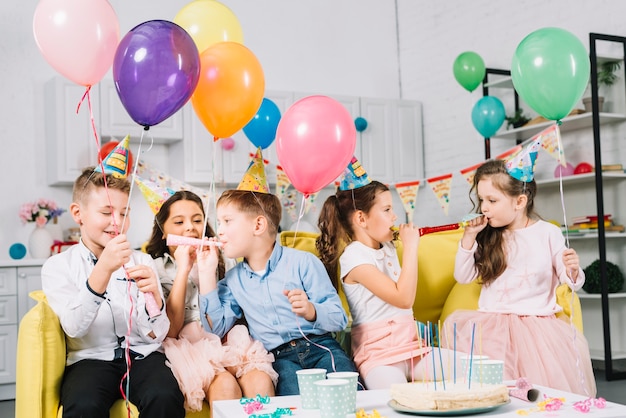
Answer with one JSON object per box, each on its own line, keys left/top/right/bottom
{"left": 33, "top": 0, "right": 120, "bottom": 86}
{"left": 276, "top": 96, "right": 356, "bottom": 196}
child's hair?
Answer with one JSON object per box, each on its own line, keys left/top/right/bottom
{"left": 146, "top": 190, "right": 226, "bottom": 280}
{"left": 216, "top": 190, "right": 282, "bottom": 236}
{"left": 72, "top": 166, "right": 130, "bottom": 204}
{"left": 316, "top": 181, "right": 389, "bottom": 288}
{"left": 471, "top": 159, "right": 538, "bottom": 286}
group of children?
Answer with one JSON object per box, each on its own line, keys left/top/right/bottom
{"left": 41, "top": 145, "right": 596, "bottom": 417}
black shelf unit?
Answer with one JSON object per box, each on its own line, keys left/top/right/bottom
{"left": 480, "top": 33, "right": 626, "bottom": 381}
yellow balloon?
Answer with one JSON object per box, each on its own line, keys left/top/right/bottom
{"left": 174, "top": 0, "right": 244, "bottom": 53}
{"left": 192, "top": 42, "right": 265, "bottom": 139}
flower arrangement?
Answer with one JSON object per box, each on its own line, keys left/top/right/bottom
{"left": 19, "top": 198, "right": 66, "bottom": 227}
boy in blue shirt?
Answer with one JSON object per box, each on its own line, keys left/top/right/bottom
{"left": 198, "top": 149, "right": 357, "bottom": 395}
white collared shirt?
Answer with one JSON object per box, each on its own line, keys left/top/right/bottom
{"left": 42, "top": 241, "right": 170, "bottom": 365}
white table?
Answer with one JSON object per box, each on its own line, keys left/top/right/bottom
{"left": 212, "top": 386, "right": 626, "bottom": 417}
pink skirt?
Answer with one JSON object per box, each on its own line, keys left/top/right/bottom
{"left": 163, "top": 322, "right": 278, "bottom": 412}
{"left": 444, "top": 310, "right": 596, "bottom": 396}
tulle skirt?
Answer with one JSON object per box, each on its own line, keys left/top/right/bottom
{"left": 444, "top": 310, "right": 596, "bottom": 397}
{"left": 163, "top": 322, "right": 278, "bottom": 412}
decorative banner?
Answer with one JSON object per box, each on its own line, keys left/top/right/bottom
{"left": 535, "top": 125, "right": 566, "bottom": 166}
{"left": 427, "top": 173, "right": 453, "bottom": 216}
{"left": 495, "top": 144, "right": 522, "bottom": 161}
{"left": 283, "top": 189, "right": 298, "bottom": 223}
{"left": 135, "top": 176, "right": 175, "bottom": 214}
{"left": 136, "top": 160, "right": 210, "bottom": 201}
{"left": 394, "top": 181, "right": 420, "bottom": 223}
{"left": 304, "top": 191, "right": 319, "bottom": 215}
{"left": 459, "top": 163, "right": 482, "bottom": 186}
{"left": 275, "top": 165, "right": 291, "bottom": 202}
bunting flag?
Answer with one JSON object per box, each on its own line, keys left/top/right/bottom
{"left": 275, "top": 165, "right": 291, "bottom": 202}
{"left": 459, "top": 163, "right": 482, "bottom": 186}
{"left": 427, "top": 173, "right": 453, "bottom": 216}
{"left": 536, "top": 124, "right": 566, "bottom": 166}
{"left": 394, "top": 181, "right": 420, "bottom": 223}
{"left": 304, "top": 191, "right": 320, "bottom": 215}
{"left": 283, "top": 189, "right": 298, "bottom": 222}
{"left": 496, "top": 144, "right": 522, "bottom": 160}
{"left": 135, "top": 176, "right": 176, "bottom": 214}
{"left": 135, "top": 160, "right": 211, "bottom": 202}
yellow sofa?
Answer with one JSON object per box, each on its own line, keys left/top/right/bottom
{"left": 16, "top": 228, "right": 581, "bottom": 418}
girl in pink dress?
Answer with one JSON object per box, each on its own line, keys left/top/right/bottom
{"left": 316, "top": 157, "right": 461, "bottom": 389}
{"left": 444, "top": 158, "right": 596, "bottom": 396}
{"left": 146, "top": 191, "right": 277, "bottom": 412}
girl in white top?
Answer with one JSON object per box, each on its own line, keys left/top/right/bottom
{"left": 444, "top": 158, "right": 596, "bottom": 396}
{"left": 317, "top": 168, "right": 461, "bottom": 390}
{"left": 146, "top": 191, "right": 277, "bottom": 413}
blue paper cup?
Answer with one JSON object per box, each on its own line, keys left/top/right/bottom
{"left": 296, "top": 368, "right": 326, "bottom": 409}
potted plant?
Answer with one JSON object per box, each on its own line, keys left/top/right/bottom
{"left": 505, "top": 109, "right": 531, "bottom": 129}
{"left": 583, "top": 60, "right": 621, "bottom": 112}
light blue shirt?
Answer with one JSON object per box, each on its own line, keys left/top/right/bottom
{"left": 199, "top": 244, "right": 347, "bottom": 351}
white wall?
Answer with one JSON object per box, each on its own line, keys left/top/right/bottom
{"left": 2, "top": 0, "right": 626, "bottom": 258}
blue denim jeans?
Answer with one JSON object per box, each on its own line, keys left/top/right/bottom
{"left": 271, "top": 333, "right": 358, "bottom": 395}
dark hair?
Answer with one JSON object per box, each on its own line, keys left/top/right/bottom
{"left": 146, "top": 190, "right": 225, "bottom": 280}
{"left": 216, "top": 190, "right": 282, "bottom": 236}
{"left": 73, "top": 166, "right": 130, "bottom": 204}
{"left": 471, "top": 159, "right": 538, "bottom": 286}
{"left": 316, "top": 181, "right": 389, "bottom": 288}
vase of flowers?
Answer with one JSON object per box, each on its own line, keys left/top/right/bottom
{"left": 19, "top": 199, "right": 66, "bottom": 259}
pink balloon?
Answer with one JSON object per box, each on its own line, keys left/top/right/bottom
{"left": 554, "top": 162, "right": 575, "bottom": 177}
{"left": 33, "top": 0, "right": 120, "bottom": 86}
{"left": 276, "top": 96, "right": 356, "bottom": 196}
{"left": 221, "top": 137, "right": 236, "bottom": 151}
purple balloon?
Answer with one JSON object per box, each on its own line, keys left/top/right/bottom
{"left": 113, "top": 20, "right": 200, "bottom": 127}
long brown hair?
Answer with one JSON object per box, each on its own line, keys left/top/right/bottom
{"left": 146, "top": 190, "right": 225, "bottom": 280}
{"left": 316, "top": 181, "right": 389, "bottom": 288}
{"left": 472, "top": 159, "right": 538, "bottom": 286}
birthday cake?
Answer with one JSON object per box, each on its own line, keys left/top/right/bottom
{"left": 390, "top": 381, "right": 509, "bottom": 411}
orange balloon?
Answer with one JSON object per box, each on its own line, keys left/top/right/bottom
{"left": 191, "top": 42, "right": 265, "bottom": 139}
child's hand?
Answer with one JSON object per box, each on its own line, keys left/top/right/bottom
{"left": 563, "top": 248, "right": 580, "bottom": 282}
{"left": 283, "top": 289, "right": 316, "bottom": 322}
{"left": 196, "top": 238, "right": 220, "bottom": 277}
{"left": 398, "top": 223, "right": 420, "bottom": 249}
{"left": 127, "top": 264, "right": 163, "bottom": 310}
{"left": 461, "top": 215, "right": 487, "bottom": 250}
{"left": 99, "top": 234, "right": 132, "bottom": 274}
{"left": 173, "top": 244, "right": 196, "bottom": 274}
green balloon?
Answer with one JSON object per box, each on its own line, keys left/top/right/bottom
{"left": 511, "top": 27, "right": 590, "bottom": 121}
{"left": 453, "top": 51, "right": 486, "bottom": 92}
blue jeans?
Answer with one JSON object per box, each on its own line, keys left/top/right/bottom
{"left": 271, "top": 333, "right": 358, "bottom": 395}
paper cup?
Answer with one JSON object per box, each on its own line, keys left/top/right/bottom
{"left": 469, "top": 359, "right": 504, "bottom": 385}
{"left": 460, "top": 355, "right": 490, "bottom": 380}
{"left": 314, "top": 378, "right": 351, "bottom": 418}
{"left": 327, "top": 371, "right": 359, "bottom": 413}
{"left": 296, "top": 368, "right": 327, "bottom": 409}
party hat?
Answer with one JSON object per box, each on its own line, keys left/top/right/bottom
{"left": 135, "top": 176, "right": 176, "bottom": 214}
{"left": 237, "top": 147, "right": 270, "bottom": 193}
{"left": 339, "top": 156, "right": 371, "bottom": 191}
{"left": 95, "top": 135, "right": 132, "bottom": 179}
{"left": 504, "top": 138, "right": 541, "bottom": 182}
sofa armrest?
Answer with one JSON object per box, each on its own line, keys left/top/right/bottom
{"left": 15, "top": 290, "right": 66, "bottom": 418}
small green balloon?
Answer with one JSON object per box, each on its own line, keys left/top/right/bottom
{"left": 453, "top": 51, "right": 486, "bottom": 92}
{"left": 511, "top": 27, "right": 590, "bottom": 121}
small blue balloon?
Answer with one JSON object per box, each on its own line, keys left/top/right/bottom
{"left": 243, "top": 98, "right": 281, "bottom": 149}
{"left": 471, "top": 96, "right": 505, "bottom": 138}
{"left": 354, "top": 117, "right": 368, "bottom": 132}
{"left": 9, "top": 243, "right": 27, "bottom": 260}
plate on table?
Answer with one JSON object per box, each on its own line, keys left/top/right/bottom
{"left": 387, "top": 399, "right": 511, "bottom": 416}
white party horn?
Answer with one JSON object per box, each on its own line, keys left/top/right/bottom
{"left": 166, "top": 234, "right": 223, "bottom": 247}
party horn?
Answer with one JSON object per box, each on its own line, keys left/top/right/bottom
{"left": 166, "top": 234, "right": 223, "bottom": 247}
{"left": 393, "top": 213, "right": 484, "bottom": 237}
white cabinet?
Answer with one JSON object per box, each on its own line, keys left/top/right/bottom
{"left": 44, "top": 77, "right": 99, "bottom": 186}
{"left": 99, "top": 78, "right": 184, "bottom": 144}
{"left": 0, "top": 263, "right": 43, "bottom": 400}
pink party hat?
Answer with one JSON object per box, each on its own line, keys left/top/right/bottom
{"left": 237, "top": 147, "right": 270, "bottom": 193}
{"left": 339, "top": 156, "right": 371, "bottom": 190}
{"left": 504, "top": 139, "right": 541, "bottom": 182}
{"left": 95, "top": 135, "right": 132, "bottom": 179}
{"left": 135, "top": 176, "right": 176, "bottom": 214}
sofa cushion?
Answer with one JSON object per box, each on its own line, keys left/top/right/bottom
{"left": 15, "top": 290, "right": 66, "bottom": 418}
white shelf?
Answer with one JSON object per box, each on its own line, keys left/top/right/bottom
{"left": 589, "top": 348, "right": 626, "bottom": 360}
{"left": 566, "top": 232, "right": 626, "bottom": 240}
{"left": 536, "top": 171, "right": 626, "bottom": 186}
{"left": 483, "top": 76, "right": 513, "bottom": 89}
{"left": 493, "top": 112, "right": 626, "bottom": 141}
{"left": 578, "top": 292, "right": 626, "bottom": 299}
